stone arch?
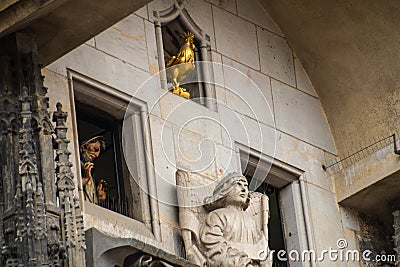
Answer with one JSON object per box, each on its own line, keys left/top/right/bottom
{"left": 41, "top": 118, "right": 54, "bottom": 135}
{"left": 98, "top": 245, "right": 138, "bottom": 267}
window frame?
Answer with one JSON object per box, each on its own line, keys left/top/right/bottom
{"left": 67, "top": 69, "right": 161, "bottom": 240}
{"left": 237, "top": 143, "right": 310, "bottom": 266}
{"left": 74, "top": 103, "right": 128, "bottom": 215}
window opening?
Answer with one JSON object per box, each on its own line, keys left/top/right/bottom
{"left": 76, "top": 100, "right": 131, "bottom": 217}
{"left": 242, "top": 153, "right": 290, "bottom": 267}
{"left": 70, "top": 73, "right": 160, "bottom": 237}
{"left": 245, "top": 176, "right": 288, "bottom": 267}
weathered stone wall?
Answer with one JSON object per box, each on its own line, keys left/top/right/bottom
{"left": 43, "top": 0, "right": 345, "bottom": 263}
{"left": 341, "top": 207, "right": 396, "bottom": 266}
{"left": 358, "top": 213, "right": 395, "bottom": 262}
{"left": 262, "top": 0, "right": 400, "bottom": 160}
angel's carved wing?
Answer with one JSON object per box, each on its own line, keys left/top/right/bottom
{"left": 246, "top": 192, "right": 273, "bottom": 267}
{"left": 246, "top": 192, "right": 270, "bottom": 238}
{"left": 176, "top": 170, "right": 210, "bottom": 266}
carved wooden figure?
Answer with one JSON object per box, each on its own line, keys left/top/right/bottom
{"left": 79, "top": 136, "right": 107, "bottom": 204}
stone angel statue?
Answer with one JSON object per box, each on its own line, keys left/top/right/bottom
{"left": 176, "top": 170, "right": 273, "bottom": 267}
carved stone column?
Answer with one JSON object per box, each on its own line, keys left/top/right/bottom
{"left": 0, "top": 31, "right": 58, "bottom": 266}
{"left": 0, "top": 31, "right": 81, "bottom": 266}
{"left": 53, "top": 102, "right": 86, "bottom": 266}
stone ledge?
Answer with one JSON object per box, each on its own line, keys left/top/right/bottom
{"left": 86, "top": 227, "right": 198, "bottom": 267}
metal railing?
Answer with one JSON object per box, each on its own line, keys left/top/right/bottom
{"left": 323, "top": 133, "right": 400, "bottom": 172}
{"left": 99, "top": 196, "right": 131, "bottom": 217}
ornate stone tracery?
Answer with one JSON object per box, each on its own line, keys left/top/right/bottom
{"left": 53, "top": 102, "right": 86, "bottom": 266}
{"left": 0, "top": 32, "right": 85, "bottom": 267}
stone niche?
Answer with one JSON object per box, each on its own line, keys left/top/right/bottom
{"left": 151, "top": 0, "right": 217, "bottom": 110}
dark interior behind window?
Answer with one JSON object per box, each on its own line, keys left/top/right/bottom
{"left": 76, "top": 100, "right": 131, "bottom": 217}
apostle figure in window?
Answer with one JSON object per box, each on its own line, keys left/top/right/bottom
{"left": 80, "top": 136, "right": 107, "bottom": 204}
{"left": 199, "top": 173, "right": 271, "bottom": 267}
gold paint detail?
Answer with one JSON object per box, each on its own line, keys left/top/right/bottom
{"left": 165, "top": 32, "right": 196, "bottom": 99}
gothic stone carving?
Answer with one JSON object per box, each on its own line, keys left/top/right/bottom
{"left": 176, "top": 170, "right": 272, "bottom": 267}
{"left": 0, "top": 32, "right": 62, "bottom": 266}
{"left": 53, "top": 102, "right": 86, "bottom": 266}
{"left": 0, "top": 32, "right": 85, "bottom": 267}
{"left": 126, "top": 253, "right": 168, "bottom": 267}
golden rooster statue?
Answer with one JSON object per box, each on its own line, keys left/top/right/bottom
{"left": 166, "top": 32, "right": 196, "bottom": 99}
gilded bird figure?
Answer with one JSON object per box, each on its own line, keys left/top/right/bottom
{"left": 166, "top": 32, "right": 196, "bottom": 99}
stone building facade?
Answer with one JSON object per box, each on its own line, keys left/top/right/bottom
{"left": 0, "top": 0, "right": 399, "bottom": 266}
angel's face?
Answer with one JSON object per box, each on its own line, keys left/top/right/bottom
{"left": 224, "top": 177, "right": 249, "bottom": 208}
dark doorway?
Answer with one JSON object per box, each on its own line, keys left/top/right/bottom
{"left": 244, "top": 175, "right": 288, "bottom": 267}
